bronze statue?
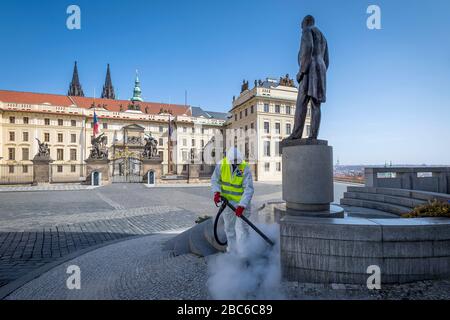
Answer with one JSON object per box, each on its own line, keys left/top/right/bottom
{"left": 288, "top": 15, "right": 329, "bottom": 140}
{"left": 35, "top": 138, "right": 50, "bottom": 158}
{"left": 241, "top": 80, "right": 249, "bottom": 93}
{"left": 89, "top": 133, "right": 108, "bottom": 159}
{"left": 143, "top": 134, "right": 158, "bottom": 158}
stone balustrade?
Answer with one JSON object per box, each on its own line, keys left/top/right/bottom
{"left": 364, "top": 166, "right": 450, "bottom": 194}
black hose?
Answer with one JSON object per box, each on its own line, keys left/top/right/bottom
{"left": 213, "top": 197, "right": 275, "bottom": 247}
{"left": 213, "top": 200, "right": 228, "bottom": 246}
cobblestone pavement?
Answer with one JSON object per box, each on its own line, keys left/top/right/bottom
{"left": 0, "top": 184, "right": 97, "bottom": 193}
{"left": 0, "top": 183, "right": 283, "bottom": 289}
{"left": 6, "top": 233, "right": 450, "bottom": 300}
{"left": 5, "top": 234, "right": 210, "bottom": 300}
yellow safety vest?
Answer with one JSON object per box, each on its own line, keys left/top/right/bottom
{"left": 220, "top": 157, "right": 248, "bottom": 203}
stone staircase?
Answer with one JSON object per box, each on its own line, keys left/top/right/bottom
{"left": 163, "top": 218, "right": 226, "bottom": 257}
{"left": 340, "top": 186, "right": 450, "bottom": 216}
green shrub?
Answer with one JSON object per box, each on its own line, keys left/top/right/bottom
{"left": 402, "top": 199, "right": 450, "bottom": 218}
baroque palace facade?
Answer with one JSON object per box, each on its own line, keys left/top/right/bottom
{"left": 0, "top": 63, "right": 309, "bottom": 184}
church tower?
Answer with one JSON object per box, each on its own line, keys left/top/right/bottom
{"left": 68, "top": 61, "right": 84, "bottom": 97}
{"left": 101, "top": 64, "right": 115, "bottom": 100}
{"left": 130, "top": 71, "right": 143, "bottom": 103}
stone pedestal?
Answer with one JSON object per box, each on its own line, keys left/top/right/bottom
{"left": 142, "top": 157, "right": 163, "bottom": 184}
{"left": 188, "top": 164, "right": 200, "bottom": 184}
{"left": 32, "top": 156, "right": 53, "bottom": 185}
{"left": 85, "top": 159, "right": 110, "bottom": 185}
{"left": 282, "top": 139, "right": 340, "bottom": 213}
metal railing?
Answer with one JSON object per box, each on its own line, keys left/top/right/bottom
{"left": 0, "top": 164, "right": 33, "bottom": 185}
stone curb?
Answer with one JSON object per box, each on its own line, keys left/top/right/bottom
{"left": 0, "top": 234, "right": 143, "bottom": 300}
{"left": 0, "top": 186, "right": 99, "bottom": 193}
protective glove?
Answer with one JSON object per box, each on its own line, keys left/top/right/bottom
{"left": 235, "top": 206, "right": 245, "bottom": 217}
{"left": 214, "top": 192, "right": 221, "bottom": 205}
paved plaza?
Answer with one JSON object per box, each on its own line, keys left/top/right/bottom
{"left": 4, "top": 182, "right": 448, "bottom": 300}
{"left": 0, "top": 182, "right": 286, "bottom": 293}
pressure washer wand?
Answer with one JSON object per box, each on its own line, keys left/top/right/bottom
{"left": 222, "top": 197, "right": 275, "bottom": 247}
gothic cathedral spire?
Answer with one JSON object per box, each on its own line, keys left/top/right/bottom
{"left": 68, "top": 61, "right": 84, "bottom": 97}
{"left": 101, "top": 64, "right": 116, "bottom": 100}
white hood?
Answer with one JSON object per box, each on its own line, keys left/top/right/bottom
{"left": 226, "top": 147, "right": 243, "bottom": 164}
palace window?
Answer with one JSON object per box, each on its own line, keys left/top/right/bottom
{"left": 264, "top": 121, "right": 270, "bottom": 134}
{"left": 9, "top": 116, "right": 15, "bottom": 124}
{"left": 23, "top": 165, "right": 28, "bottom": 173}
{"left": 201, "top": 127, "right": 205, "bottom": 134}
{"left": 8, "top": 148, "right": 15, "bottom": 160}
{"left": 71, "top": 134, "right": 76, "bottom": 143}
{"left": 159, "top": 126, "right": 163, "bottom": 133}
{"left": 58, "top": 119, "right": 64, "bottom": 126}
{"left": 191, "top": 139, "right": 196, "bottom": 147}
{"left": 57, "top": 165, "right": 63, "bottom": 173}
{"left": 58, "top": 133, "right": 64, "bottom": 143}
{"left": 22, "top": 148, "right": 29, "bottom": 161}
{"left": 57, "top": 149, "right": 64, "bottom": 161}
{"left": 182, "top": 151, "right": 188, "bottom": 161}
{"left": 245, "top": 109, "right": 248, "bottom": 117}
{"left": 183, "top": 139, "right": 187, "bottom": 147}
{"left": 71, "top": 165, "right": 76, "bottom": 173}
{"left": 183, "top": 127, "right": 187, "bottom": 133}
{"left": 263, "top": 104, "right": 269, "bottom": 113}
{"left": 71, "top": 120, "right": 76, "bottom": 127}
{"left": 45, "top": 118, "right": 50, "bottom": 126}
{"left": 264, "top": 162, "right": 270, "bottom": 172}
{"left": 275, "top": 123, "right": 281, "bottom": 134}
{"left": 23, "top": 132, "right": 29, "bottom": 142}
{"left": 9, "top": 131, "right": 15, "bottom": 141}
{"left": 286, "top": 106, "right": 291, "bottom": 115}
{"left": 250, "top": 105, "right": 254, "bottom": 114}
{"left": 192, "top": 127, "right": 195, "bottom": 134}
{"left": 275, "top": 105, "right": 281, "bottom": 113}
{"left": 275, "top": 141, "right": 281, "bottom": 156}
{"left": 264, "top": 141, "right": 271, "bottom": 157}
{"left": 286, "top": 123, "right": 292, "bottom": 135}
{"left": 103, "top": 123, "right": 108, "bottom": 129}
{"left": 70, "top": 149, "right": 77, "bottom": 161}
{"left": 234, "top": 114, "right": 238, "bottom": 121}
{"left": 250, "top": 122, "right": 254, "bottom": 130}
{"left": 44, "top": 133, "right": 50, "bottom": 142}
{"left": 9, "top": 166, "right": 14, "bottom": 174}
{"left": 23, "top": 117, "right": 29, "bottom": 124}
{"left": 159, "top": 138, "right": 163, "bottom": 146}
{"left": 276, "top": 162, "right": 281, "bottom": 172}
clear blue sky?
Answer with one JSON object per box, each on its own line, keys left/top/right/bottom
{"left": 0, "top": 0, "right": 449, "bottom": 165}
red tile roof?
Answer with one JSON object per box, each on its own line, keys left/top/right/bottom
{"left": 0, "top": 90, "right": 192, "bottom": 116}
{"left": 0, "top": 90, "right": 74, "bottom": 107}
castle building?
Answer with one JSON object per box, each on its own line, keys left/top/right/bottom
{"left": 0, "top": 64, "right": 307, "bottom": 184}
{"left": 225, "top": 76, "right": 311, "bottom": 181}
{"left": 0, "top": 63, "right": 227, "bottom": 184}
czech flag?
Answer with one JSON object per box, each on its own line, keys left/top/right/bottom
{"left": 93, "top": 111, "right": 100, "bottom": 137}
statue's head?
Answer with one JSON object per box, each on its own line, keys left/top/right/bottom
{"left": 301, "top": 15, "right": 315, "bottom": 30}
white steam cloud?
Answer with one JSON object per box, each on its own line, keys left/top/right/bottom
{"left": 207, "top": 224, "right": 284, "bottom": 300}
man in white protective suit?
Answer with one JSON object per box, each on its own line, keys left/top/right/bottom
{"left": 211, "top": 147, "right": 255, "bottom": 254}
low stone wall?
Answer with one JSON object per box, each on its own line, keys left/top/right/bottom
{"left": 280, "top": 215, "right": 450, "bottom": 284}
